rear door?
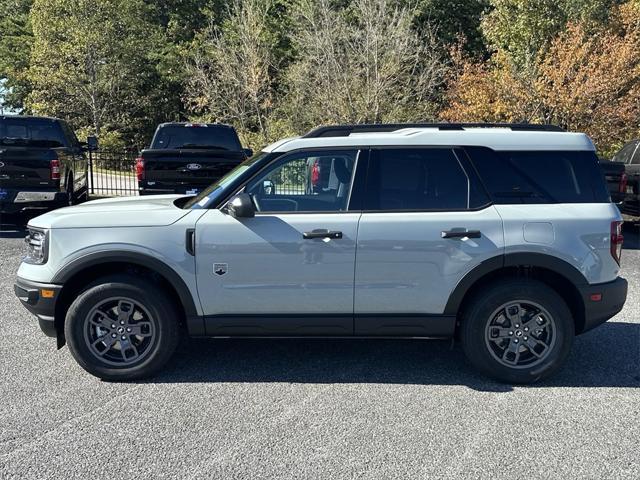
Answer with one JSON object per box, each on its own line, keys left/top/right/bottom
{"left": 354, "top": 147, "right": 504, "bottom": 336}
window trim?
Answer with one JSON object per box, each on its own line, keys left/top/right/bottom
{"left": 222, "top": 147, "right": 368, "bottom": 215}
{"left": 360, "top": 146, "right": 490, "bottom": 214}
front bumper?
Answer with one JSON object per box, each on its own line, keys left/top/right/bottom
{"left": 14, "top": 276, "right": 63, "bottom": 338}
{"left": 578, "top": 277, "right": 628, "bottom": 333}
{"left": 0, "top": 189, "right": 68, "bottom": 214}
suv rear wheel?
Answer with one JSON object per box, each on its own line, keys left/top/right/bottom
{"left": 64, "top": 275, "right": 180, "bottom": 380}
{"left": 460, "top": 279, "right": 574, "bottom": 384}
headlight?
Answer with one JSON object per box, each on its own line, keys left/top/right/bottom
{"left": 24, "top": 228, "right": 49, "bottom": 265}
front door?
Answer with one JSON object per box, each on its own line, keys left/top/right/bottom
{"left": 195, "top": 148, "right": 364, "bottom": 335}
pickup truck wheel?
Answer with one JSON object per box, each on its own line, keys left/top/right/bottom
{"left": 66, "top": 173, "right": 75, "bottom": 206}
{"left": 460, "top": 280, "right": 574, "bottom": 384}
{"left": 64, "top": 275, "right": 180, "bottom": 381}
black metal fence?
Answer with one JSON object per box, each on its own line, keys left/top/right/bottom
{"left": 88, "top": 149, "right": 138, "bottom": 196}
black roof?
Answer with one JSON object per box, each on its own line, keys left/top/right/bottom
{"left": 303, "top": 123, "right": 565, "bottom": 138}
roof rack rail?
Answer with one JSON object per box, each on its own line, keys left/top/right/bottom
{"left": 303, "top": 123, "right": 565, "bottom": 138}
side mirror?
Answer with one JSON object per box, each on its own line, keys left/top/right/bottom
{"left": 227, "top": 193, "right": 255, "bottom": 218}
{"left": 86, "top": 135, "right": 99, "bottom": 151}
{"left": 243, "top": 148, "right": 253, "bottom": 158}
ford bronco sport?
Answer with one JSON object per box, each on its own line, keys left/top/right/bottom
{"left": 14, "top": 123, "right": 628, "bottom": 383}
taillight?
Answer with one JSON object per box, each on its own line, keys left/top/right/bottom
{"left": 619, "top": 173, "right": 628, "bottom": 193}
{"left": 311, "top": 160, "right": 320, "bottom": 186}
{"left": 610, "top": 221, "right": 624, "bottom": 265}
{"left": 135, "top": 157, "right": 145, "bottom": 181}
{"left": 50, "top": 158, "right": 60, "bottom": 180}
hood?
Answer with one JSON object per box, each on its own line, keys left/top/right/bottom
{"left": 29, "top": 194, "right": 191, "bottom": 229}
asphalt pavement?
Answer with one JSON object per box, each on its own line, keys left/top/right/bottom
{"left": 0, "top": 218, "right": 638, "bottom": 479}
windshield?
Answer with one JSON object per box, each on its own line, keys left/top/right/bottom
{"left": 151, "top": 124, "right": 242, "bottom": 151}
{"left": 0, "top": 117, "right": 67, "bottom": 148}
{"left": 183, "top": 152, "right": 270, "bottom": 209}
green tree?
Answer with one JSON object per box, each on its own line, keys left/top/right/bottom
{"left": 414, "top": 0, "right": 490, "bottom": 55}
{"left": 26, "top": 0, "right": 169, "bottom": 145}
{"left": 482, "top": 0, "right": 619, "bottom": 71}
{"left": 0, "top": 0, "right": 34, "bottom": 111}
{"left": 185, "top": 0, "right": 291, "bottom": 146}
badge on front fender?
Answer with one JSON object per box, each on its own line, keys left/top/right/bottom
{"left": 213, "top": 263, "right": 228, "bottom": 276}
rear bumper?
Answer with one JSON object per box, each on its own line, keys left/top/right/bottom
{"left": 14, "top": 276, "right": 62, "bottom": 338}
{"left": 578, "top": 277, "right": 628, "bottom": 334}
{"left": 0, "top": 189, "right": 68, "bottom": 214}
{"left": 138, "top": 183, "right": 212, "bottom": 196}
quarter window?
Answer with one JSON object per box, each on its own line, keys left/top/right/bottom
{"left": 364, "top": 148, "right": 473, "bottom": 211}
{"left": 245, "top": 150, "right": 358, "bottom": 212}
{"left": 466, "top": 147, "right": 609, "bottom": 204}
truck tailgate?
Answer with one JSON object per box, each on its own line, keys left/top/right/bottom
{"left": 142, "top": 149, "right": 244, "bottom": 188}
{"left": 0, "top": 146, "right": 56, "bottom": 188}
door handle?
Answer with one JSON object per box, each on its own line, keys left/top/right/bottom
{"left": 303, "top": 229, "right": 343, "bottom": 240}
{"left": 441, "top": 229, "right": 481, "bottom": 239}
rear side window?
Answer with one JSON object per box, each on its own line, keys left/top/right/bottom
{"left": 151, "top": 125, "right": 241, "bottom": 151}
{"left": 466, "top": 147, "right": 610, "bottom": 204}
{"left": 364, "top": 148, "right": 487, "bottom": 211}
{"left": 0, "top": 118, "right": 68, "bottom": 148}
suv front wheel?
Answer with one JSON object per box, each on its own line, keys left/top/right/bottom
{"left": 460, "top": 279, "right": 574, "bottom": 384}
{"left": 64, "top": 275, "right": 180, "bottom": 381}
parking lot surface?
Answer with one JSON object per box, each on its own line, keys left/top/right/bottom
{"left": 1, "top": 219, "right": 639, "bottom": 479}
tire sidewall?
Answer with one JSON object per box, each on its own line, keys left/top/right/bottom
{"left": 65, "top": 276, "right": 179, "bottom": 380}
{"left": 461, "top": 280, "right": 575, "bottom": 384}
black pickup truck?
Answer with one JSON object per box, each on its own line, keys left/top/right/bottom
{"left": 0, "top": 115, "right": 93, "bottom": 216}
{"left": 136, "top": 123, "right": 252, "bottom": 196}
{"left": 600, "top": 139, "right": 640, "bottom": 220}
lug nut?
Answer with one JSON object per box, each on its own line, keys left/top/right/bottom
{"left": 515, "top": 324, "right": 520, "bottom": 328}
{"left": 509, "top": 331, "right": 513, "bottom": 336}
{"left": 121, "top": 335, "right": 126, "bottom": 340}
{"left": 524, "top": 327, "right": 529, "bottom": 332}
{"left": 524, "top": 336, "right": 528, "bottom": 341}
{"left": 111, "top": 324, "right": 116, "bottom": 329}
{"left": 111, "top": 333, "right": 117, "bottom": 338}
{"left": 126, "top": 327, "right": 132, "bottom": 332}
{"left": 514, "top": 339, "right": 519, "bottom": 343}
{"left": 120, "top": 320, "right": 125, "bottom": 325}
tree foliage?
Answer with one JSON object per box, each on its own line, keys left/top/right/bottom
{"left": 283, "top": 0, "right": 447, "bottom": 130}
{"left": 443, "top": 1, "right": 640, "bottom": 156}
{"left": 0, "top": 0, "right": 639, "bottom": 156}
{"left": 0, "top": 0, "right": 33, "bottom": 110}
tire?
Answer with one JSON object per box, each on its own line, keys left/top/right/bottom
{"left": 460, "top": 279, "right": 574, "bottom": 384}
{"left": 66, "top": 173, "right": 75, "bottom": 206}
{"left": 64, "top": 274, "right": 180, "bottom": 381}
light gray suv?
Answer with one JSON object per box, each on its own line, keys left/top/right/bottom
{"left": 14, "top": 123, "right": 628, "bottom": 383}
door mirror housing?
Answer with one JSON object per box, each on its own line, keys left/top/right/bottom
{"left": 86, "top": 135, "right": 99, "bottom": 151}
{"left": 227, "top": 193, "right": 255, "bottom": 218}
{"left": 243, "top": 148, "right": 253, "bottom": 158}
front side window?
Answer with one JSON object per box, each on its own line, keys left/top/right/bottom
{"left": 246, "top": 150, "right": 358, "bottom": 213}
{"left": 364, "top": 148, "right": 472, "bottom": 211}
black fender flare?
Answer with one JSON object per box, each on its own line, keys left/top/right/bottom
{"left": 443, "top": 252, "right": 588, "bottom": 315}
{"left": 52, "top": 251, "right": 201, "bottom": 333}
